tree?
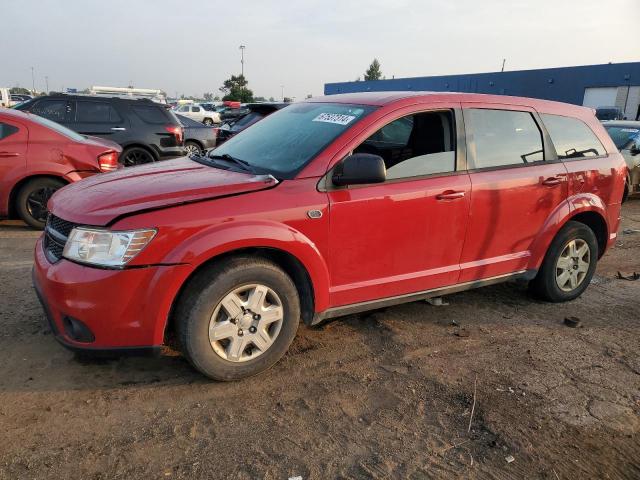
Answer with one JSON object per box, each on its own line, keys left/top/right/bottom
{"left": 219, "top": 74, "right": 253, "bottom": 102}
{"left": 203, "top": 92, "right": 213, "bottom": 101}
{"left": 10, "top": 87, "right": 30, "bottom": 95}
{"left": 364, "top": 59, "right": 383, "bottom": 81}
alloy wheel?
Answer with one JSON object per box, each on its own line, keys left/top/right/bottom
{"left": 555, "top": 239, "right": 591, "bottom": 292}
{"left": 122, "top": 148, "right": 154, "bottom": 166}
{"left": 185, "top": 143, "right": 202, "bottom": 155}
{"left": 208, "top": 284, "right": 284, "bottom": 362}
{"left": 26, "top": 187, "right": 57, "bottom": 223}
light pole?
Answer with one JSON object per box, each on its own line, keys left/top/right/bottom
{"left": 31, "top": 66, "right": 35, "bottom": 94}
{"left": 239, "top": 45, "right": 246, "bottom": 101}
{"left": 280, "top": 85, "right": 284, "bottom": 101}
{"left": 45, "top": 76, "right": 49, "bottom": 94}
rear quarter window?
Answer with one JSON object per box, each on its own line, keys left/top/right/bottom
{"left": 131, "top": 105, "right": 170, "bottom": 124}
{"left": 541, "top": 113, "right": 606, "bottom": 159}
{"left": 0, "top": 123, "right": 19, "bottom": 140}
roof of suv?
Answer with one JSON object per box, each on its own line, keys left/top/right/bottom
{"left": 28, "top": 94, "right": 166, "bottom": 106}
{"left": 306, "top": 91, "right": 594, "bottom": 116}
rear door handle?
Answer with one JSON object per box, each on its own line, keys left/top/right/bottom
{"left": 0, "top": 151, "right": 20, "bottom": 158}
{"left": 541, "top": 177, "right": 561, "bottom": 187}
{"left": 436, "top": 190, "right": 466, "bottom": 200}
{"left": 110, "top": 127, "right": 126, "bottom": 131}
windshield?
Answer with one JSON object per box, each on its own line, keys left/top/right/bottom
{"left": 209, "top": 103, "right": 374, "bottom": 178}
{"left": 604, "top": 126, "right": 640, "bottom": 149}
{"left": 27, "top": 114, "right": 86, "bottom": 142}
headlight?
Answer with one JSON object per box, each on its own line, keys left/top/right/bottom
{"left": 63, "top": 227, "right": 157, "bottom": 267}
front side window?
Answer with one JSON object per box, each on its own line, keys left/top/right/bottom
{"left": 0, "top": 122, "right": 19, "bottom": 141}
{"left": 354, "top": 110, "right": 456, "bottom": 179}
{"left": 178, "top": 105, "right": 189, "bottom": 112}
{"left": 76, "top": 101, "right": 121, "bottom": 123}
{"left": 210, "top": 102, "right": 374, "bottom": 179}
{"left": 466, "top": 109, "right": 544, "bottom": 169}
{"left": 30, "top": 99, "right": 67, "bottom": 122}
{"left": 541, "top": 113, "right": 605, "bottom": 159}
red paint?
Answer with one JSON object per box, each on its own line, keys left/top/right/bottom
{"left": 34, "top": 93, "right": 625, "bottom": 351}
{"left": 0, "top": 109, "right": 122, "bottom": 218}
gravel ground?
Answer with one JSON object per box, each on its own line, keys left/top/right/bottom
{"left": 1, "top": 200, "right": 639, "bottom": 479}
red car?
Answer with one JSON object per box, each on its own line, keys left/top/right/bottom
{"left": 33, "top": 92, "right": 625, "bottom": 380}
{"left": 0, "top": 109, "right": 121, "bottom": 228}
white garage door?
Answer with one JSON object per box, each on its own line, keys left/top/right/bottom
{"left": 583, "top": 87, "right": 618, "bottom": 108}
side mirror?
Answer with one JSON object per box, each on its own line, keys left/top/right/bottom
{"left": 332, "top": 153, "right": 386, "bottom": 186}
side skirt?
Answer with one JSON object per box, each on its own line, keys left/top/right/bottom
{"left": 310, "top": 269, "right": 537, "bottom": 325}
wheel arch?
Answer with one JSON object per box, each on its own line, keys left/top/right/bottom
{"left": 7, "top": 174, "right": 68, "bottom": 219}
{"left": 184, "top": 138, "right": 204, "bottom": 150}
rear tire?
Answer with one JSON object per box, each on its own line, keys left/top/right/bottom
{"left": 185, "top": 141, "right": 202, "bottom": 156}
{"left": 529, "top": 221, "right": 598, "bottom": 302}
{"left": 121, "top": 146, "right": 155, "bottom": 167}
{"left": 176, "top": 256, "right": 300, "bottom": 381}
{"left": 16, "top": 177, "right": 65, "bottom": 229}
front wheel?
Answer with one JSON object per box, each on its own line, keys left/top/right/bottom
{"left": 16, "top": 177, "right": 65, "bottom": 229}
{"left": 529, "top": 221, "right": 598, "bottom": 302}
{"left": 176, "top": 256, "right": 300, "bottom": 381}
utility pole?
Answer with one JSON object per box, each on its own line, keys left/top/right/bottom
{"left": 45, "top": 76, "right": 49, "bottom": 94}
{"left": 501, "top": 58, "right": 506, "bottom": 72}
{"left": 239, "top": 45, "right": 246, "bottom": 101}
{"left": 31, "top": 66, "right": 35, "bottom": 94}
{"left": 281, "top": 85, "right": 284, "bottom": 101}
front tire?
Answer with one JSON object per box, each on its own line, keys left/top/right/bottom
{"left": 529, "top": 221, "right": 598, "bottom": 302}
{"left": 16, "top": 177, "right": 65, "bottom": 229}
{"left": 176, "top": 256, "right": 300, "bottom": 381}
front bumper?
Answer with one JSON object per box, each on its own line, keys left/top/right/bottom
{"left": 33, "top": 236, "right": 190, "bottom": 354}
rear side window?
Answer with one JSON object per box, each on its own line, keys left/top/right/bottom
{"left": 192, "top": 106, "right": 201, "bottom": 112}
{"left": 76, "top": 101, "right": 122, "bottom": 123}
{"left": 541, "top": 114, "right": 605, "bottom": 159}
{"left": 0, "top": 123, "right": 19, "bottom": 140}
{"left": 132, "top": 105, "right": 169, "bottom": 124}
{"left": 465, "top": 109, "right": 544, "bottom": 169}
{"left": 30, "top": 99, "right": 67, "bottom": 122}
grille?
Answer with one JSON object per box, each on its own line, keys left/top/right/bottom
{"left": 43, "top": 214, "right": 78, "bottom": 263}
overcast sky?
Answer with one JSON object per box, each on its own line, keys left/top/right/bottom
{"left": 2, "top": 0, "right": 639, "bottom": 100}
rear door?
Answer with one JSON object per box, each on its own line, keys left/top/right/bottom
{"left": 459, "top": 104, "right": 568, "bottom": 282}
{"left": 71, "top": 99, "right": 129, "bottom": 143}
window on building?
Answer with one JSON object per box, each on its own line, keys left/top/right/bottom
{"left": 353, "top": 110, "right": 456, "bottom": 180}
{"left": 465, "top": 109, "right": 544, "bottom": 168}
{"left": 542, "top": 113, "right": 606, "bottom": 159}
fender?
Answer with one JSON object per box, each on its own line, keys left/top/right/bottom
{"left": 527, "top": 193, "right": 609, "bottom": 269}
{"left": 153, "top": 218, "right": 331, "bottom": 309}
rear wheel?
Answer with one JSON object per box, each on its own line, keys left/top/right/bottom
{"left": 203, "top": 118, "right": 214, "bottom": 126}
{"left": 16, "top": 177, "right": 65, "bottom": 229}
{"left": 185, "top": 141, "right": 202, "bottom": 156}
{"left": 121, "top": 146, "right": 155, "bottom": 167}
{"left": 176, "top": 256, "right": 300, "bottom": 381}
{"left": 529, "top": 221, "right": 598, "bottom": 302}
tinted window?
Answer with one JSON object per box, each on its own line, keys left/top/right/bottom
{"left": 76, "top": 101, "right": 121, "bottom": 123}
{"left": 603, "top": 125, "right": 640, "bottom": 150}
{"left": 466, "top": 109, "right": 544, "bottom": 168}
{"left": 210, "top": 103, "right": 374, "bottom": 178}
{"left": 0, "top": 123, "right": 19, "bottom": 140}
{"left": 132, "top": 105, "right": 168, "bottom": 124}
{"left": 192, "top": 106, "right": 201, "bottom": 112}
{"left": 30, "top": 99, "right": 67, "bottom": 122}
{"left": 230, "top": 111, "right": 264, "bottom": 131}
{"left": 542, "top": 114, "right": 606, "bottom": 159}
{"left": 354, "top": 110, "right": 456, "bottom": 179}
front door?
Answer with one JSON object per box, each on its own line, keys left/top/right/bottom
{"left": 72, "top": 99, "right": 129, "bottom": 144}
{"left": 458, "top": 105, "right": 569, "bottom": 282}
{"left": 327, "top": 106, "right": 471, "bottom": 307}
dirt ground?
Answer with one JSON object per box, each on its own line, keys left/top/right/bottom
{"left": 1, "top": 201, "right": 639, "bottom": 480}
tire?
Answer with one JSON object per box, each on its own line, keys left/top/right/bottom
{"left": 16, "top": 177, "right": 65, "bottom": 229}
{"left": 203, "top": 118, "right": 214, "bottom": 126}
{"left": 622, "top": 175, "right": 630, "bottom": 203}
{"left": 529, "top": 221, "right": 598, "bottom": 302}
{"left": 176, "top": 256, "right": 300, "bottom": 381}
{"left": 184, "top": 141, "right": 202, "bottom": 156}
{"left": 121, "top": 146, "right": 155, "bottom": 167}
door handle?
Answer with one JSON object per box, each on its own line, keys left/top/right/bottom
{"left": 436, "top": 190, "right": 466, "bottom": 200}
{"left": 0, "top": 151, "right": 20, "bottom": 158}
{"left": 110, "top": 127, "right": 126, "bottom": 131}
{"left": 541, "top": 177, "right": 561, "bottom": 187}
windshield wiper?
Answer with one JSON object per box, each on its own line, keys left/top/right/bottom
{"left": 207, "top": 153, "right": 256, "bottom": 173}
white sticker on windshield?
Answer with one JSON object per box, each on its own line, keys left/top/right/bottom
{"left": 313, "top": 113, "right": 356, "bottom": 125}
{"left": 621, "top": 128, "right": 639, "bottom": 133}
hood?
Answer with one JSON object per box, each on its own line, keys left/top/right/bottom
{"left": 49, "top": 157, "right": 278, "bottom": 225}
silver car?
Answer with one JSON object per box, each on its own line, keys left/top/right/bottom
{"left": 603, "top": 121, "right": 640, "bottom": 199}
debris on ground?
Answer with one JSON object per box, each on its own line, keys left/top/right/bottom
{"left": 426, "top": 296, "right": 449, "bottom": 306}
{"left": 616, "top": 271, "right": 640, "bottom": 281}
{"left": 622, "top": 228, "right": 640, "bottom": 235}
{"left": 505, "top": 455, "right": 515, "bottom": 464}
{"left": 564, "top": 316, "right": 581, "bottom": 328}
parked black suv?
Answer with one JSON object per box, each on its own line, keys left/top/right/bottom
{"left": 16, "top": 95, "right": 185, "bottom": 166}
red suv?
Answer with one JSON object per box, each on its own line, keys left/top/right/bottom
{"left": 33, "top": 93, "right": 626, "bottom": 380}
{"left": 0, "top": 109, "right": 121, "bottom": 228}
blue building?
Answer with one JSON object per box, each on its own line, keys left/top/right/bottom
{"left": 324, "top": 62, "right": 640, "bottom": 120}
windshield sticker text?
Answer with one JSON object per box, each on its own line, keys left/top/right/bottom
{"left": 312, "top": 113, "right": 356, "bottom": 125}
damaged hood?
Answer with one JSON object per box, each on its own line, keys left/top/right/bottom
{"left": 49, "top": 157, "right": 278, "bottom": 225}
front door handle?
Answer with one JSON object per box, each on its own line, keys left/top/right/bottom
{"left": 541, "top": 177, "right": 562, "bottom": 187}
{"left": 0, "top": 151, "right": 20, "bottom": 158}
{"left": 436, "top": 190, "right": 466, "bottom": 200}
{"left": 110, "top": 127, "right": 126, "bottom": 131}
